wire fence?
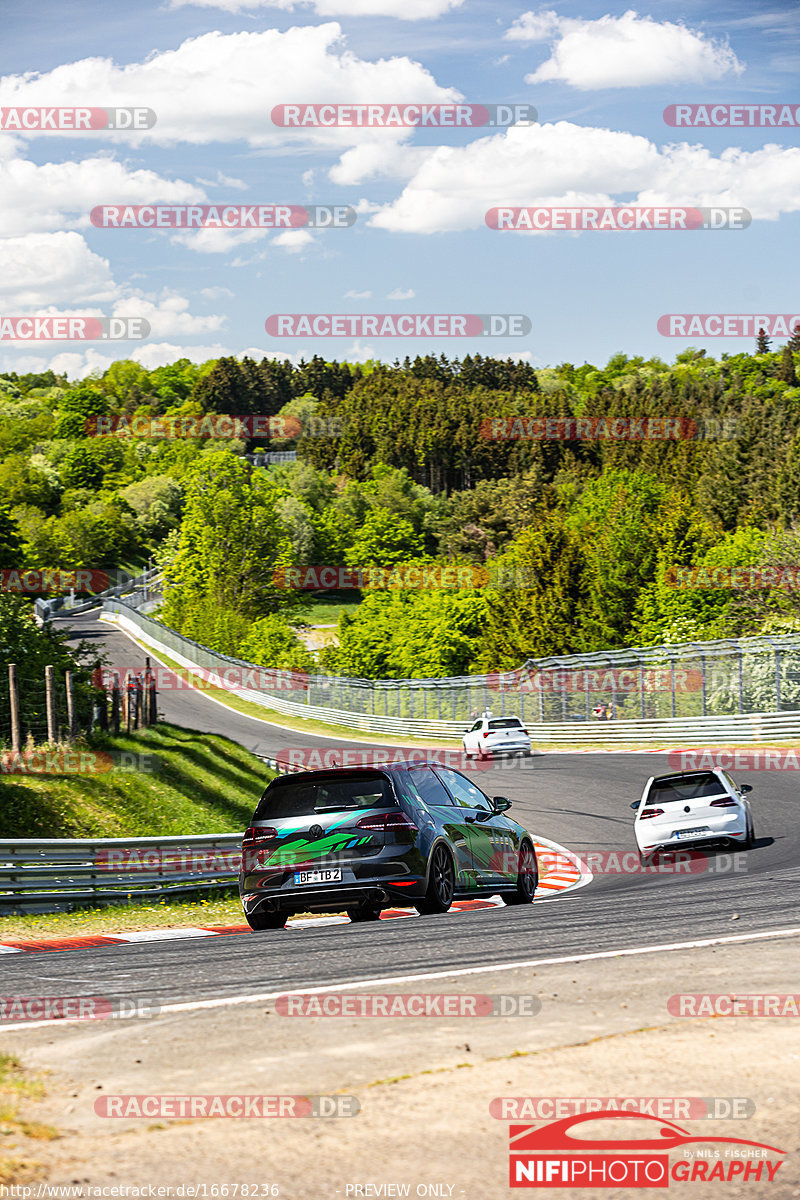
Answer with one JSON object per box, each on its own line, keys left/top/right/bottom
{"left": 102, "top": 599, "right": 800, "bottom": 729}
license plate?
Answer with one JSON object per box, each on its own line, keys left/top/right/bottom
{"left": 294, "top": 868, "right": 342, "bottom": 885}
{"left": 674, "top": 827, "right": 710, "bottom": 839}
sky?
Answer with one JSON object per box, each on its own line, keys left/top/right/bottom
{"left": 0, "top": 0, "right": 798, "bottom": 379}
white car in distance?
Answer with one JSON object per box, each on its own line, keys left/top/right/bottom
{"left": 632, "top": 769, "right": 754, "bottom": 865}
{"left": 463, "top": 715, "right": 532, "bottom": 760}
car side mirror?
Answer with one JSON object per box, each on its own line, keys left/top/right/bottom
{"left": 740, "top": 784, "right": 753, "bottom": 794}
{"left": 630, "top": 801, "right": 640, "bottom": 810}
{"left": 492, "top": 796, "right": 512, "bottom": 812}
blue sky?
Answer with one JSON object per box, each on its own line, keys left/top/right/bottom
{"left": 0, "top": 0, "right": 798, "bottom": 378}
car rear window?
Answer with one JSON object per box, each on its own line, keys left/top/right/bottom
{"left": 488, "top": 718, "right": 523, "bottom": 730}
{"left": 254, "top": 771, "right": 395, "bottom": 819}
{"left": 648, "top": 773, "right": 727, "bottom": 803}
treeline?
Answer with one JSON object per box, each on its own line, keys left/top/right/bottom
{"left": 3, "top": 344, "right": 800, "bottom": 679}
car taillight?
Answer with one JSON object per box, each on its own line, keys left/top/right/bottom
{"left": 242, "top": 825, "right": 277, "bottom": 847}
{"left": 355, "top": 812, "right": 418, "bottom": 833}
{"left": 482, "top": 730, "right": 490, "bottom": 738}
{"left": 639, "top": 807, "right": 663, "bottom": 819}
{"left": 710, "top": 798, "right": 738, "bottom": 807}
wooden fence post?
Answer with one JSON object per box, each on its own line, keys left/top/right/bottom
{"left": 45, "top": 664, "right": 57, "bottom": 743}
{"left": 65, "top": 670, "right": 76, "bottom": 739}
{"left": 8, "top": 664, "right": 20, "bottom": 756}
{"left": 111, "top": 672, "right": 121, "bottom": 736}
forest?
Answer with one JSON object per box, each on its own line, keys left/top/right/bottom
{"left": 2, "top": 334, "right": 800, "bottom": 680}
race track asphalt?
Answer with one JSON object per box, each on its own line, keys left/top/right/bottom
{"left": 4, "top": 608, "right": 797, "bottom": 1006}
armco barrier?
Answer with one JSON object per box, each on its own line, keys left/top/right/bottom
{"left": 101, "top": 601, "right": 800, "bottom": 745}
{"left": 0, "top": 833, "right": 244, "bottom": 915}
{"left": 0, "top": 757, "right": 309, "bottom": 914}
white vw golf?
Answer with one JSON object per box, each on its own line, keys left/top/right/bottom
{"left": 632, "top": 769, "right": 754, "bottom": 864}
{"left": 463, "top": 715, "right": 532, "bottom": 760}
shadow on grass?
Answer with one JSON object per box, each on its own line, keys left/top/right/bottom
{"left": 0, "top": 723, "right": 271, "bottom": 838}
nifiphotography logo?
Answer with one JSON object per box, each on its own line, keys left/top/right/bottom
{"left": 507, "top": 1111, "right": 786, "bottom": 1188}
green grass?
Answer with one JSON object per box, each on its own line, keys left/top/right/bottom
{"left": 0, "top": 890, "right": 248, "bottom": 941}
{"left": 0, "top": 722, "right": 272, "bottom": 839}
{"left": 297, "top": 597, "right": 361, "bottom": 625}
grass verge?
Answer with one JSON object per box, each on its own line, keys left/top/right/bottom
{"left": 0, "top": 888, "right": 247, "bottom": 941}
{"left": 0, "top": 723, "right": 273, "bottom": 840}
{"left": 0, "top": 1052, "right": 58, "bottom": 1184}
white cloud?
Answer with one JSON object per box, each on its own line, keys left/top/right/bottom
{"left": 330, "top": 143, "right": 432, "bottom": 186}
{"left": 0, "top": 232, "right": 117, "bottom": 307}
{"left": 196, "top": 171, "right": 248, "bottom": 190}
{"left": 171, "top": 226, "right": 269, "bottom": 253}
{"left": 367, "top": 120, "right": 800, "bottom": 233}
{"left": 387, "top": 287, "right": 415, "bottom": 299}
{"left": 200, "top": 286, "right": 235, "bottom": 299}
{"left": 0, "top": 153, "right": 204, "bottom": 236}
{"left": 112, "top": 292, "right": 226, "bottom": 337}
{"left": 272, "top": 228, "right": 315, "bottom": 250}
{"left": 344, "top": 288, "right": 372, "bottom": 298}
{"left": 169, "top": 0, "right": 463, "bottom": 18}
{"left": 0, "top": 26, "right": 458, "bottom": 149}
{"left": 505, "top": 9, "right": 744, "bottom": 89}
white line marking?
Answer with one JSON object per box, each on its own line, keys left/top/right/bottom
{"left": 1, "top": 927, "right": 797, "bottom": 1030}
{"left": 115, "top": 928, "right": 218, "bottom": 943}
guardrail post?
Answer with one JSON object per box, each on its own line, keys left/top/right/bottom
{"left": 8, "top": 664, "right": 20, "bottom": 755}
{"left": 45, "top": 664, "right": 57, "bottom": 743}
{"left": 700, "top": 654, "right": 707, "bottom": 716}
{"left": 738, "top": 647, "right": 744, "bottom": 714}
{"left": 775, "top": 649, "right": 782, "bottom": 712}
{"left": 65, "top": 670, "right": 76, "bottom": 739}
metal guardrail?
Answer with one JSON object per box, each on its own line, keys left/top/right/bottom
{"left": 103, "top": 604, "right": 800, "bottom": 744}
{"left": 0, "top": 833, "right": 245, "bottom": 915}
{"left": 0, "top": 756, "right": 309, "bottom": 914}
{"left": 34, "top": 568, "right": 161, "bottom": 622}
